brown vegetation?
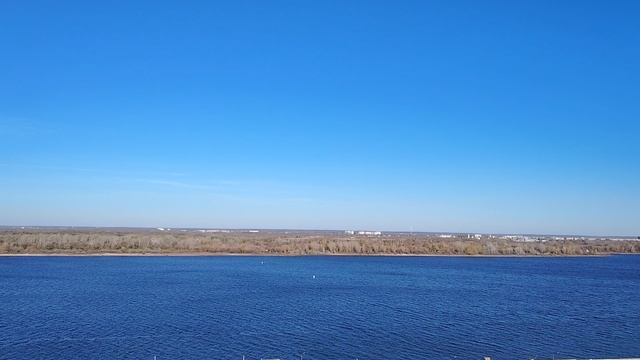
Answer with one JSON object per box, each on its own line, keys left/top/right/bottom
{"left": 1, "top": 230, "right": 639, "bottom": 256}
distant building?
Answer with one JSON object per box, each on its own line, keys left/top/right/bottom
{"left": 358, "top": 231, "right": 382, "bottom": 236}
{"left": 346, "top": 230, "right": 382, "bottom": 236}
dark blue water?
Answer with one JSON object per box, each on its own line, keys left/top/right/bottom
{"left": 1, "top": 256, "right": 639, "bottom": 360}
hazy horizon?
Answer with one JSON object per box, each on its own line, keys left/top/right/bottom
{"left": 2, "top": 1, "right": 639, "bottom": 236}
{"left": 1, "top": 224, "right": 638, "bottom": 239}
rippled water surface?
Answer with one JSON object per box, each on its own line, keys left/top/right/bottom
{"left": 1, "top": 255, "right": 639, "bottom": 360}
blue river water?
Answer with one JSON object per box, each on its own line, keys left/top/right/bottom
{"left": 1, "top": 255, "right": 639, "bottom": 360}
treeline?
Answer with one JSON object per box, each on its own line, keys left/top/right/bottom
{"left": 1, "top": 231, "right": 640, "bottom": 255}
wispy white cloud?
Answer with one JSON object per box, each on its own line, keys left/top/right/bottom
{"left": 131, "top": 178, "right": 221, "bottom": 190}
{"left": 0, "top": 163, "right": 187, "bottom": 178}
{"left": 0, "top": 117, "right": 57, "bottom": 136}
{"left": 2, "top": 161, "right": 324, "bottom": 203}
{"left": 124, "top": 177, "right": 323, "bottom": 203}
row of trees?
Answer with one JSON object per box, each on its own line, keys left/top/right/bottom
{"left": 1, "top": 231, "right": 639, "bottom": 255}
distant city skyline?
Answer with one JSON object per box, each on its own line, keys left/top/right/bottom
{"left": 2, "top": 225, "right": 639, "bottom": 239}
{"left": 1, "top": 1, "right": 639, "bottom": 236}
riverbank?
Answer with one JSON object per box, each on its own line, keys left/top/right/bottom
{"left": 1, "top": 230, "right": 638, "bottom": 256}
{"left": 0, "top": 253, "right": 612, "bottom": 258}
{"left": 0, "top": 251, "right": 619, "bottom": 257}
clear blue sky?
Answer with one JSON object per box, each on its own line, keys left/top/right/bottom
{"left": 1, "top": 1, "right": 639, "bottom": 235}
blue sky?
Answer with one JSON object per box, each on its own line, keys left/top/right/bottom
{"left": 1, "top": 1, "right": 639, "bottom": 235}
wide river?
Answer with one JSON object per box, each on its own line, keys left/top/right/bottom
{"left": 1, "top": 255, "right": 639, "bottom": 359}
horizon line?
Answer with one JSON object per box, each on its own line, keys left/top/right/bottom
{"left": 1, "top": 224, "right": 638, "bottom": 239}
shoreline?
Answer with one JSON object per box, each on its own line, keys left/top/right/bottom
{"left": 0, "top": 252, "right": 617, "bottom": 257}
{"left": 3, "top": 231, "right": 637, "bottom": 257}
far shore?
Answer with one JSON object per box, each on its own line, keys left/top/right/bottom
{"left": 0, "top": 252, "right": 617, "bottom": 257}
{"left": 3, "top": 230, "right": 638, "bottom": 256}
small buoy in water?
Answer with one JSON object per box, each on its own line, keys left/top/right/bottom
{"left": 312, "top": 275, "right": 316, "bottom": 279}
{"left": 261, "top": 261, "right": 264, "bottom": 264}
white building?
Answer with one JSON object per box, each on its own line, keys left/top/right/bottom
{"left": 346, "top": 230, "right": 382, "bottom": 236}
{"left": 357, "top": 231, "right": 382, "bottom": 236}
